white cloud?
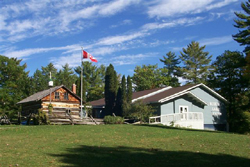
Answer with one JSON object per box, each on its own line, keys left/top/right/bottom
{"left": 199, "top": 36, "right": 233, "bottom": 46}
{"left": 3, "top": 44, "right": 82, "bottom": 59}
{"left": 110, "top": 53, "right": 155, "bottom": 66}
{"left": 97, "top": 32, "right": 147, "bottom": 45}
{"left": 147, "top": 0, "right": 213, "bottom": 18}
{"left": 147, "top": 0, "right": 238, "bottom": 18}
{"left": 0, "top": 0, "right": 140, "bottom": 43}
{"left": 142, "top": 17, "right": 204, "bottom": 31}
{"left": 110, "top": 19, "right": 132, "bottom": 28}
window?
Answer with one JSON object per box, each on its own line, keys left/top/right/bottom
{"left": 55, "top": 92, "right": 60, "bottom": 99}
{"left": 64, "top": 92, "right": 69, "bottom": 100}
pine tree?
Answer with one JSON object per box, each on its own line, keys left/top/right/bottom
{"left": 233, "top": 0, "right": 250, "bottom": 54}
{"left": 160, "top": 51, "right": 181, "bottom": 87}
{"left": 105, "top": 64, "right": 117, "bottom": 115}
{"left": 56, "top": 63, "right": 77, "bottom": 88}
{"left": 179, "top": 41, "right": 212, "bottom": 84}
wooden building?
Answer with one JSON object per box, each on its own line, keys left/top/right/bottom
{"left": 17, "top": 84, "right": 82, "bottom": 124}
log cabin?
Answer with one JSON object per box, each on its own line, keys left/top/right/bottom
{"left": 17, "top": 84, "right": 82, "bottom": 124}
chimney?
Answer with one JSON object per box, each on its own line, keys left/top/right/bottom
{"left": 72, "top": 84, "right": 76, "bottom": 94}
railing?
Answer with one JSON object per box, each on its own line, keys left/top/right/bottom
{"left": 149, "top": 112, "right": 204, "bottom": 129}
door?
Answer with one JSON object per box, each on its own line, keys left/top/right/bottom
{"left": 179, "top": 106, "right": 188, "bottom": 120}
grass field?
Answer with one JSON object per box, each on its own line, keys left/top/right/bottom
{"left": 0, "top": 124, "right": 250, "bottom": 167}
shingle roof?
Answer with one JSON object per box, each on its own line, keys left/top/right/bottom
{"left": 89, "top": 83, "right": 227, "bottom": 107}
{"left": 17, "top": 85, "right": 81, "bottom": 104}
{"left": 142, "top": 84, "right": 198, "bottom": 103}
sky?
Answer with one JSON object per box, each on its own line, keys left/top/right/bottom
{"left": 0, "top": 0, "right": 246, "bottom": 78}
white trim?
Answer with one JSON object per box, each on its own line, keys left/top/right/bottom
{"left": 132, "top": 86, "right": 172, "bottom": 103}
{"left": 158, "top": 91, "right": 207, "bottom": 106}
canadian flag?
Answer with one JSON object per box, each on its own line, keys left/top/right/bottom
{"left": 83, "top": 50, "right": 97, "bottom": 62}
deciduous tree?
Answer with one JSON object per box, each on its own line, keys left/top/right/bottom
{"left": 132, "top": 64, "right": 170, "bottom": 91}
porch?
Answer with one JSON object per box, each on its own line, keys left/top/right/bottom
{"left": 149, "top": 112, "right": 204, "bottom": 130}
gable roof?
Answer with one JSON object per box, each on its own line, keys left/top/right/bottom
{"left": 17, "top": 85, "right": 81, "bottom": 104}
{"left": 89, "top": 83, "right": 227, "bottom": 107}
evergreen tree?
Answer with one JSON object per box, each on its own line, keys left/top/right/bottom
{"left": 114, "top": 87, "right": 122, "bottom": 116}
{"left": 105, "top": 64, "right": 117, "bottom": 115}
{"left": 0, "top": 55, "right": 30, "bottom": 120}
{"left": 233, "top": 0, "right": 250, "bottom": 54}
{"left": 160, "top": 51, "right": 181, "bottom": 87}
{"left": 30, "top": 69, "right": 45, "bottom": 94}
{"left": 208, "top": 50, "right": 247, "bottom": 132}
{"left": 56, "top": 63, "right": 77, "bottom": 88}
{"left": 126, "top": 75, "right": 132, "bottom": 103}
{"left": 179, "top": 41, "right": 212, "bottom": 84}
{"left": 75, "top": 62, "right": 105, "bottom": 102}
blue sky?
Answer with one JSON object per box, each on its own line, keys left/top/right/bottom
{"left": 0, "top": 0, "right": 245, "bottom": 77}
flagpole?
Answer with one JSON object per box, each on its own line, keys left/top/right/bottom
{"left": 80, "top": 48, "right": 83, "bottom": 119}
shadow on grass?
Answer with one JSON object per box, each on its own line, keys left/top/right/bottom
{"left": 50, "top": 145, "right": 250, "bottom": 167}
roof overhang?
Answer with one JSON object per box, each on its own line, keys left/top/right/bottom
{"left": 158, "top": 91, "right": 207, "bottom": 106}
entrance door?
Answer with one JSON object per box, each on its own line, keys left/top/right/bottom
{"left": 179, "top": 106, "right": 188, "bottom": 120}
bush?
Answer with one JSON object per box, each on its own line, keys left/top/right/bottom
{"left": 127, "top": 100, "right": 154, "bottom": 124}
{"left": 104, "top": 115, "right": 124, "bottom": 124}
{"left": 34, "top": 109, "right": 50, "bottom": 125}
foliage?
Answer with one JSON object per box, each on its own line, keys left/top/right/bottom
{"left": 75, "top": 62, "right": 105, "bottom": 102}
{"left": 0, "top": 55, "right": 30, "bottom": 121}
{"left": 128, "top": 100, "right": 154, "bottom": 123}
{"left": 105, "top": 64, "right": 118, "bottom": 115}
{"left": 103, "top": 115, "right": 124, "bottom": 124}
{"left": 48, "top": 103, "right": 53, "bottom": 114}
{"left": 208, "top": 50, "right": 247, "bottom": 132}
{"left": 56, "top": 63, "right": 77, "bottom": 88}
{"left": 33, "top": 109, "right": 50, "bottom": 125}
{"left": 132, "top": 64, "right": 170, "bottom": 91}
{"left": 160, "top": 51, "right": 181, "bottom": 87}
{"left": 179, "top": 41, "right": 212, "bottom": 84}
{"left": 126, "top": 75, "right": 133, "bottom": 103}
{"left": 233, "top": 0, "right": 250, "bottom": 54}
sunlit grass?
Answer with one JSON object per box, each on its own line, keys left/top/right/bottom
{"left": 0, "top": 125, "right": 249, "bottom": 166}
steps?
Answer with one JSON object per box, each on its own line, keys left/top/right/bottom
{"left": 48, "top": 114, "right": 104, "bottom": 125}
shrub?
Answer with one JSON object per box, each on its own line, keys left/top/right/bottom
{"left": 104, "top": 115, "right": 124, "bottom": 124}
{"left": 34, "top": 109, "right": 50, "bottom": 125}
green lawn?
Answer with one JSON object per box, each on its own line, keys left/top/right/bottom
{"left": 0, "top": 124, "right": 249, "bottom": 167}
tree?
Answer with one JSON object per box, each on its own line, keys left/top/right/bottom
{"left": 160, "top": 51, "right": 181, "bottom": 87}
{"left": 105, "top": 64, "right": 117, "bottom": 115}
{"left": 179, "top": 41, "right": 212, "bottom": 84}
{"left": 56, "top": 63, "right": 77, "bottom": 88}
{"left": 233, "top": 0, "right": 250, "bottom": 54}
{"left": 132, "top": 64, "right": 170, "bottom": 91}
{"left": 31, "top": 63, "right": 58, "bottom": 93}
{"left": 126, "top": 75, "right": 132, "bottom": 103}
{"left": 75, "top": 62, "right": 106, "bottom": 102}
{"left": 208, "top": 50, "right": 248, "bottom": 132}
{"left": 128, "top": 100, "right": 154, "bottom": 124}
{"left": 0, "top": 55, "right": 30, "bottom": 120}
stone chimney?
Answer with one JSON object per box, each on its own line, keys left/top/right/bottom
{"left": 72, "top": 84, "right": 76, "bottom": 94}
